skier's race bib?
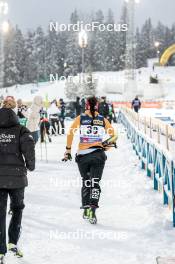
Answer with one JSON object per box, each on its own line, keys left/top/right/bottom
{"left": 80, "top": 125, "right": 105, "bottom": 144}
{"left": 133, "top": 100, "right": 140, "bottom": 107}
{"left": 80, "top": 113, "right": 105, "bottom": 144}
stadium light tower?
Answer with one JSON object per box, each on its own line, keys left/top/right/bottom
{"left": 0, "top": 1, "right": 9, "bottom": 32}
{"left": 124, "top": 0, "right": 140, "bottom": 99}
{"left": 79, "top": 30, "right": 88, "bottom": 84}
{"left": 2, "top": 20, "right": 9, "bottom": 33}
{"left": 0, "top": 1, "right": 8, "bottom": 15}
{"left": 0, "top": 1, "right": 9, "bottom": 89}
{"left": 154, "top": 41, "right": 160, "bottom": 61}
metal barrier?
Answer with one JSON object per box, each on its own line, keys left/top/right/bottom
{"left": 119, "top": 109, "right": 175, "bottom": 226}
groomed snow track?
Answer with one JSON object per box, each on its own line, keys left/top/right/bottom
{"left": 6, "top": 122, "right": 175, "bottom": 264}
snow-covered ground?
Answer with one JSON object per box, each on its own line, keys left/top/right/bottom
{"left": 0, "top": 65, "right": 175, "bottom": 102}
{"left": 0, "top": 82, "right": 66, "bottom": 102}
{"left": 6, "top": 123, "right": 175, "bottom": 264}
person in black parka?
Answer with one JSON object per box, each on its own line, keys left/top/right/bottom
{"left": 131, "top": 96, "right": 141, "bottom": 113}
{"left": 58, "top": 98, "right": 66, "bottom": 135}
{"left": 0, "top": 96, "right": 35, "bottom": 259}
{"left": 75, "top": 96, "right": 82, "bottom": 117}
{"left": 98, "top": 97, "right": 110, "bottom": 119}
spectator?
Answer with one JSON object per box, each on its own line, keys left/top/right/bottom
{"left": 27, "top": 96, "right": 43, "bottom": 143}
{"left": 108, "top": 102, "right": 115, "bottom": 123}
{"left": 75, "top": 97, "right": 81, "bottom": 117}
{"left": 81, "top": 98, "right": 86, "bottom": 113}
{"left": 40, "top": 110, "right": 51, "bottom": 143}
{"left": 59, "top": 99, "right": 65, "bottom": 135}
{"left": 17, "top": 99, "right": 28, "bottom": 119}
{"left": 98, "top": 97, "right": 109, "bottom": 119}
{"left": 48, "top": 100, "right": 60, "bottom": 135}
{"left": 132, "top": 96, "right": 141, "bottom": 113}
{"left": 0, "top": 96, "right": 35, "bottom": 261}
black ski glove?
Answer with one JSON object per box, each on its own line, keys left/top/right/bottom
{"left": 62, "top": 151, "right": 72, "bottom": 162}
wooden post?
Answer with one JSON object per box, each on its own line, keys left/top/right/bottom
{"left": 165, "top": 125, "right": 169, "bottom": 150}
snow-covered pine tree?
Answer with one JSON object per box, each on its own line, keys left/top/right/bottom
{"left": 171, "top": 23, "right": 175, "bottom": 43}
{"left": 91, "top": 10, "right": 106, "bottom": 71}
{"left": 65, "top": 78, "right": 80, "bottom": 100}
{"left": 135, "top": 27, "right": 145, "bottom": 68}
{"left": 164, "top": 26, "right": 172, "bottom": 48}
{"left": 140, "top": 18, "right": 154, "bottom": 66}
{"left": 3, "top": 10, "right": 175, "bottom": 87}
{"left": 103, "top": 8, "right": 120, "bottom": 71}
{"left": 13, "top": 26, "right": 26, "bottom": 84}
{"left": 64, "top": 10, "right": 81, "bottom": 76}
{"left": 154, "top": 22, "right": 166, "bottom": 54}
{"left": 57, "top": 31, "right": 68, "bottom": 78}
{"left": 3, "top": 24, "right": 18, "bottom": 86}
{"left": 45, "top": 25, "right": 60, "bottom": 81}
{"left": 118, "top": 3, "right": 128, "bottom": 70}
{"left": 23, "top": 30, "right": 38, "bottom": 84}
{"left": 34, "top": 26, "right": 46, "bottom": 82}
{"left": 154, "top": 22, "right": 173, "bottom": 55}
{"left": 84, "top": 73, "right": 96, "bottom": 96}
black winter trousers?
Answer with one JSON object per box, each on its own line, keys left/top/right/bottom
{"left": 58, "top": 118, "right": 65, "bottom": 134}
{"left": 50, "top": 118, "right": 59, "bottom": 135}
{"left": 40, "top": 121, "right": 50, "bottom": 142}
{"left": 0, "top": 188, "right": 25, "bottom": 255}
{"left": 76, "top": 150, "right": 107, "bottom": 208}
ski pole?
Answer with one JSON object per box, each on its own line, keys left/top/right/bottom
{"left": 44, "top": 121, "right": 48, "bottom": 163}
{"left": 40, "top": 125, "right": 43, "bottom": 161}
{"left": 44, "top": 140, "right": 48, "bottom": 163}
{"left": 40, "top": 142, "right": 43, "bottom": 161}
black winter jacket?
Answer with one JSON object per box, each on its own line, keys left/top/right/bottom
{"left": 0, "top": 108, "right": 35, "bottom": 189}
{"left": 98, "top": 102, "right": 109, "bottom": 118}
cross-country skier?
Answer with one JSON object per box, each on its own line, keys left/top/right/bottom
{"left": 0, "top": 97, "right": 35, "bottom": 264}
{"left": 63, "top": 96, "right": 117, "bottom": 224}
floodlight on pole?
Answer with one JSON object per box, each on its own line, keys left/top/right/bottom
{"left": 124, "top": 0, "right": 140, "bottom": 99}
{"left": 78, "top": 30, "right": 88, "bottom": 49}
{"left": 78, "top": 30, "right": 88, "bottom": 87}
{"left": 0, "top": 1, "right": 9, "bottom": 89}
{"left": 2, "top": 20, "right": 9, "bottom": 33}
{"left": 0, "top": 1, "right": 8, "bottom": 15}
{"left": 3, "top": 2, "right": 8, "bottom": 14}
{"left": 154, "top": 41, "right": 160, "bottom": 48}
{"left": 154, "top": 41, "right": 161, "bottom": 62}
{"left": 125, "top": 0, "right": 140, "bottom": 77}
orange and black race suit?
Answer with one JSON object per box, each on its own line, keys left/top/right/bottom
{"left": 67, "top": 111, "right": 117, "bottom": 208}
